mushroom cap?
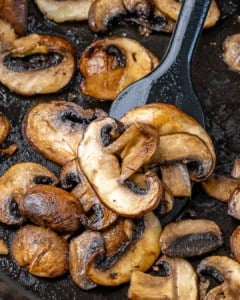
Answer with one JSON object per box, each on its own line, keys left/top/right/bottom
{"left": 24, "top": 101, "right": 107, "bottom": 165}
{"left": 12, "top": 225, "right": 69, "bottom": 277}
{"left": 78, "top": 117, "right": 162, "bottom": 217}
{"left": 0, "top": 34, "right": 75, "bottom": 95}
{"left": 223, "top": 33, "right": 240, "bottom": 73}
{"left": 34, "top": 0, "right": 94, "bottom": 22}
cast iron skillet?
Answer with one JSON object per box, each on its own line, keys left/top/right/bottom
{"left": 0, "top": 1, "right": 240, "bottom": 299}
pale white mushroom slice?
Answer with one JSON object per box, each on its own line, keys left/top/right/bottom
{"left": 128, "top": 256, "right": 198, "bottom": 299}
{"left": 153, "top": 0, "right": 220, "bottom": 28}
{"left": 24, "top": 101, "right": 107, "bottom": 165}
{"left": 223, "top": 33, "right": 240, "bottom": 73}
{"left": 0, "top": 162, "right": 58, "bottom": 225}
{"left": 34, "top": 0, "right": 94, "bottom": 22}
{"left": 0, "top": 34, "right": 75, "bottom": 95}
{"left": 197, "top": 256, "right": 240, "bottom": 300}
{"left": 78, "top": 117, "right": 162, "bottom": 217}
{"left": 228, "top": 187, "right": 240, "bottom": 220}
{"left": 80, "top": 37, "right": 159, "bottom": 100}
{"left": 231, "top": 158, "right": 240, "bottom": 179}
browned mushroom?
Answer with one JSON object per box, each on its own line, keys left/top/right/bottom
{"left": 228, "top": 187, "right": 240, "bottom": 220}
{"left": 223, "top": 33, "right": 240, "bottom": 73}
{"left": 80, "top": 37, "right": 159, "bottom": 100}
{"left": 197, "top": 256, "right": 240, "bottom": 299}
{"left": 153, "top": 0, "right": 220, "bottom": 28}
{"left": 74, "top": 213, "right": 161, "bottom": 287}
{"left": 231, "top": 158, "right": 240, "bottom": 179}
{"left": 0, "top": 34, "right": 75, "bottom": 95}
{"left": 19, "top": 185, "right": 83, "bottom": 234}
{"left": 230, "top": 226, "right": 240, "bottom": 263}
{"left": 0, "top": 240, "right": 9, "bottom": 255}
{"left": 0, "top": 19, "right": 16, "bottom": 51}
{"left": 0, "top": 162, "right": 58, "bottom": 225}
{"left": 0, "top": 0, "right": 28, "bottom": 36}
{"left": 160, "top": 163, "right": 191, "bottom": 197}
{"left": 160, "top": 219, "right": 223, "bottom": 257}
{"left": 121, "top": 103, "right": 216, "bottom": 180}
{"left": 128, "top": 255, "right": 198, "bottom": 299}
{"left": 78, "top": 117, "right": 162, "bottom": 217}
{"left": 202, "top": 174, "right": 240, "bottom": 203}
{"left": 0, "top": 114, "right": 18, "bottom": 160}
{"left": 12, "top": 225, "right": 69, "bottom": 277}
{"left": 24, "top": 101, "right": 107, "bottom": 165}
{"left": 34, "top": 0, "right": 94, "bottom": 22}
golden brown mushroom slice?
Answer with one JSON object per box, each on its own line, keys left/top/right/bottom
{"left": 12, "top": 225, "right": 69, "bottom": 277}
{"left": 0, "top": 0, "right": 28, "bottom": 36}
{"left": 0, "top": 19, "right": 17, "bottom": 51}
{"left": 34, "top": 0, "right": 94, "bottom": 22}
{"left": 24, "top": 101, "right": 107, "bottom": 165}
{"left": 0, "top": 162, "right": 58, "bottom": 225}
{"left": 0, "top": 239, "right": 9, "bottom": 255}
{"left": 80, "top": 37, "right": 159, "bottom": 100}
{"left": 231, "top": 158, "right": 240, "bottom": 179}
{"left": 61, "top": 159, "right": 118, "bottom": 230}
{"left": 223, "top": 33, "right": 240, "bottom": 73}
{"left": 121, "top": 103, "right": 216, "bottom": 177}
{"left": 78, "top": 117, "right": 162, "bottom": 217}
{"left": 128, "top": 256, "right": 198, "bottom": 300}
{"left": 19, "top": 185, "right": 83, "bottom": 234}
{"left": 160, "top": 219, "right": 223, "bottom": 257}
{"left": 86, "top": 213, "right": 161, "bottom": 286}
{"left": 0, "top": 114, "right": 18, "bottom": 160}
{"left": 230, "top": 226, "right": 240, "bottom": 264}
{"left": 153, "top": 0, "right": 220, "bottom": 28}
{"left": 197, "top": 256, "right": 240, "bottom": 299}
{"left": 0, "top": 34, "right": 75, "bottom": 96}
{"left": 202, "top": 174, "right": 240, "bottom": 203}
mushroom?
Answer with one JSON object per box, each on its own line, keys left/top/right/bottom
{"left": 0, "top": 240, "right": 9, "bottom": 255}
{"left": 0, "top": 19, "right": 17, "bottom": 51}
{"left": 0, "top": 0, "right": 28, "bottom": 36}
{"left": 202, "top": 174, "right": 240, "bottom": 203}
{"left": 61, "top": 159, "right": 118, "bottom": 231}
{"left": 160, "top": 219, "right": 223, "bottom": 257}
{"left": 160, "top": 163, "right": 191, "bottom": 197}
{"left": 80, "top": 37, "right": 159, "bottom": 100}
{"left": 153, "top": 0, "right": 220, "bottom": 28}
{"left": 128, "top": 256, "right": 198, "bottom": 299}
{"left": 105, "top": 122, "right": 159, "bottom": 182}
{"left": 0, "top": 114, "right": 18, "bottom": 160}
{"left": 197, "top": 256, "right": 240, "bottom": 299}
{"left": 19, "top": 185, "right": 83, "bottom": 234}
{"left": 34, "top": 0, "right": 94, "bottom": 22}
{"left": 121, "top": 103, "right": 216, "bottom": 179}
{"left": 78, "top": 117, "right": 162, "bottom": 217}
{"left": 24, "top": 101, "right": 107, "bottom": 165}
{"left": 230, "top": 226, "right": 240, "bottom": 264}
{"left": 231, "top": 158, "right": 240, "bottom": 179}
{"left": 0, "top": 34, "right": 75, "bottom": 95}
{"left": 84, "top": 213, "right": 161, "bottom": 286}
{"left": 228, "top": 187, "right": 240, "bottom": 220}
{"left": 12, "top": 225, "right": 69, "bottom": 277}
{"left": 223, "top": 34, "right": 240, "bottom": 73}
{"left": 0, "top": 162, "right": 58, "bottom": 225}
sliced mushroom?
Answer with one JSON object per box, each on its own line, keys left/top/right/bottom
{"left": 160, "top": 219, "right": 223, "bottom": 257}
{"left": 24, "top": 101, "right": 107, "bottom": 165}
{"left": 231, "top": 158, "right": 240, "bottom": 179}
{"left": 228, "top": 187, "right": 240, "bottom": 220}
{"left": 70, "top": 230, "right": 104, "bottom": 290}
{"left": 34, "top": 0, "right": 94, "bottom": 22}
{"left": 0, "top": 34, "right": 75, "bottom": 95}
{"left": 223, "top": 33, "right": 240, "bottom": 73}
{"left": 230, "top": 226, "right": 240, "bottom": 264}
{"left": 80, "top": 37, "right": 159, "bottom": 100}
{"left": 0, "top": 0, "right": 28, "bottom": 35}
{"left": 12, "top": 225, "right": 69, "bottom": 277}
{"left": 0, "top": 239, "right": 9, "bottom": 255}
{"left": 197, "top": 256, "right": 240, "bottom": 299}
{"left": 121, "top": 103, "right": 216, "bottom": 177}
{"left": 153, "top": 0, "right": 220, "bottom": 28}
{"left": 128, "top": 256, "right": 198, "bottom": 299}
{"left": 78, "top": 117, "right": 162, "bottom": 217}
{"left": 153, "top": 133, "right": 214, "bottom": 181}
{"left": 0, "top": 114, "right": 18, "bottom": 160}
{"left": 0, "top": 162, "right": 58, "bottom": 225}
{"left": 0, "top": 19, "right": 17, "bottom": 51}
{"left": 19, "top": 185, "right": 83, "bottom": 234}
{"left": 86, "top": 213, "right": 161, "bottom": 286}
{"left": 105, "top": 122, "right": 159, "bottom": 182}
{"left": 160, "top": 163, "right": 191, "bottom": 197}
{"left": 202, "top": 174, "right": 240, "bottom": 203}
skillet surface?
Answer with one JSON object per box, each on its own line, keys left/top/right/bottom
{"left": 0, "top": 1, "right": 240, "bottom": 299}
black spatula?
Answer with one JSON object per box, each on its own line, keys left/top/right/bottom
{"left": 109, "top": 0, "right": 211, "bottom": 126}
